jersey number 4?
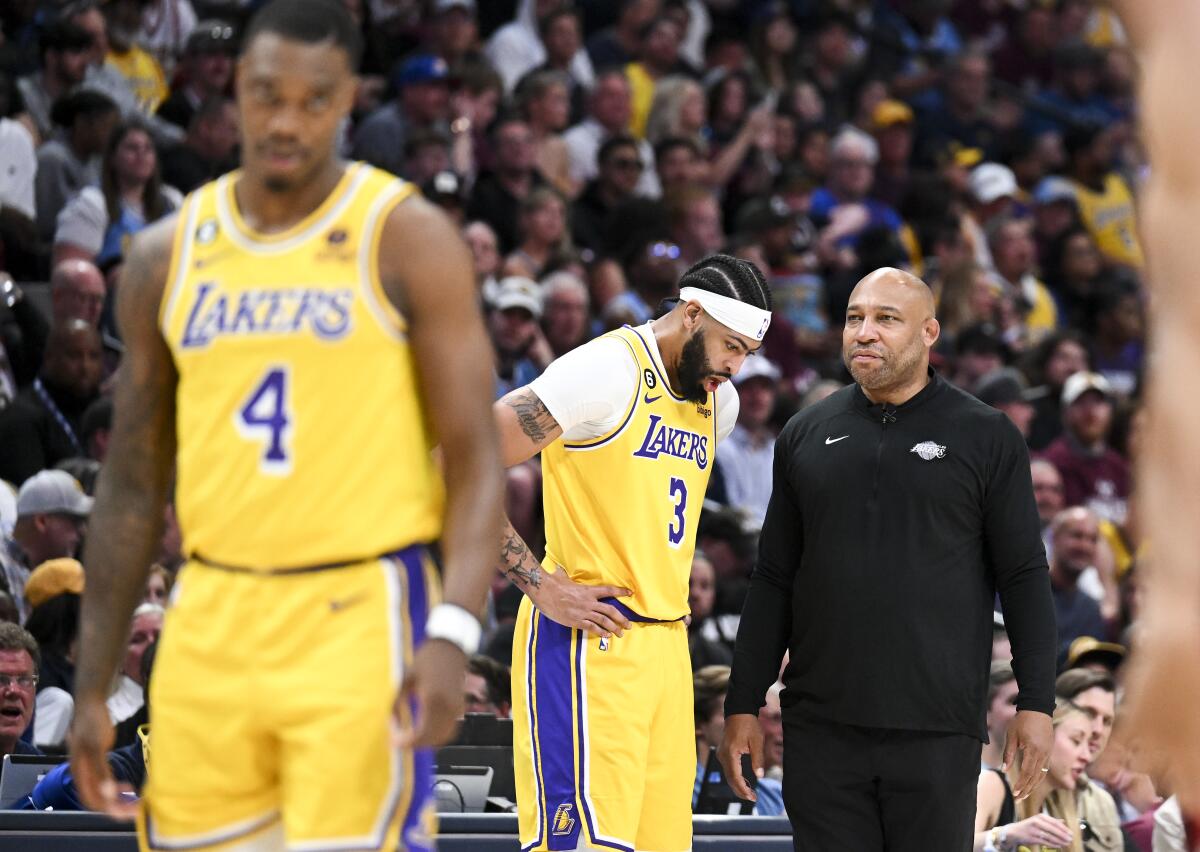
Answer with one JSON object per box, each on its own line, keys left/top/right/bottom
{"left": 235, "top": 367, "right": 292, "bottom": 475}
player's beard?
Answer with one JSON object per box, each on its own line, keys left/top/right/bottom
{"left": 844, "top": 332, "right": 926, "bottom": 393}
{"left": 677, "top": 328, "right": 714, "bottom": 404}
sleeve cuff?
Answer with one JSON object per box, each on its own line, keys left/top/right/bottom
{"left": 723, "top": 694, "right": 765, "bottom": 718}
{"left": 1015, "top": 697, "right": 1055, "bottom": 716}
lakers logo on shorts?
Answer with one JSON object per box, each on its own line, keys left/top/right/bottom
{"left": 552, "top": 804, "right": 576, "bottom": 836}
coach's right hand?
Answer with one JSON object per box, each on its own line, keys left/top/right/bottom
{"left": 719, "top": 714, "right": 765, "bottom": 803}
{"left": 531, "top": 566, "right": 634, "bottom": 639}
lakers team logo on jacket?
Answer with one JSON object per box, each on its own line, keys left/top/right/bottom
{"left": 632, "top": 413, "right": 710, "bottom": 469}
{"left": 552, "top": 803, "right": 576, "bottom": 835}
{"left": 910, "top": 441, "right": 947, "bottom": 461}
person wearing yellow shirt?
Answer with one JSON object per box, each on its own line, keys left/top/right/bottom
{"left": 1063, "top": 124, "right": 1143, "bottom": 268}
{"left": 988, "top": 216, "right": 1059, "bottom": 343}
{"left": 625, "top": 16, "right": 687, "bottom": 140}
{"left": 102, "top": 0, "right": 169, "bottom": 113}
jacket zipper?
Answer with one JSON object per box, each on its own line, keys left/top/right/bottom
{"left": 871, "top": 406, "right": 896, "bottom": 505}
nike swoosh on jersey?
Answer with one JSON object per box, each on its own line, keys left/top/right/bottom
{"left": 329, "top": 592, "right": 367, "bottom": 612}
{"left": 825, "top": 435, "right": 849, "bottom": 444}
{"left": 644, "top": 393, "right": 662, "bottom": 404}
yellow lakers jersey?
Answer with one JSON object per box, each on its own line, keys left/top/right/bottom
{"left": 1073, "top": 173, "right": 1144, "bottom": 267}
{"left": 540, "top": 325, "right": 717, "bottom": 620}
{"left": 159, "top": 162, "right": 443, "bottom": 568}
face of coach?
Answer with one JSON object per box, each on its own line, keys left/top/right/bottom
{"left": 842, "top": 267, "right": 940, "bottom": 404}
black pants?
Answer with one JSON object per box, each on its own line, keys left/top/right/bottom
{"left": 782, "top": 715, "right": 982, "bottom": 852}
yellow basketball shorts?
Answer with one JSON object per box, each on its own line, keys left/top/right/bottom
{"left": 511, "top": 596, "right": 695, "bottom": 852}
{"left": 138, "top": 544, "right": 441, "bottom": 852}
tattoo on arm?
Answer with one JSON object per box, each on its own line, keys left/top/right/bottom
{"left": 504, "top": 389, "right": 556, "bottom": 444}
{"left": 498, "top": 523, "right": 542, "bottom": 591}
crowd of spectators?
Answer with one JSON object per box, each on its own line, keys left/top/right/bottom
{"left": 0, "top": 0, "right": 1182, "bottom": 845}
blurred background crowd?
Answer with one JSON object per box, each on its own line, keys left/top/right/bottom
{"left": 0, "top": 0, "right": 1179, "bottom": 846}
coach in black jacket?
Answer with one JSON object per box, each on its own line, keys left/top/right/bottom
{"left": 720, "top": 268, "right": 1057, "bottom": 850}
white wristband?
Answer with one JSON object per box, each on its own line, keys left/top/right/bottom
{"left": 425, "top": 603, "right": 482, "bottom": 656}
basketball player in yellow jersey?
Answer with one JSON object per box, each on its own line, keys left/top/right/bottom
{"left": 67, "top": 1, "right": 504, "bottom": 850}
{"left": 494, "top": 254, "right": 773, "bottom": 852}
{"left": 1107, "top": 0, "right": 1200, "bottom": 816}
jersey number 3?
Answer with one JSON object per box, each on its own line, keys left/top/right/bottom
{"left": 236, "top": 367, "right": 292, "bottom": 475}
{"left": 668, "top": 477, "right": 687, "bottom": 548}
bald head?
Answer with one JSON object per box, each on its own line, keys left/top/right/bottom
{"left": 1051, "top": 505, "right": 1098, "bottom": 536}
{"left": 848, "top": 267, "right": 936, "bottom": 320}
{"left": 50, "top": 259, "right": 106, "bottom": 328}
{"left": 43, "top": 319, "right": 103, "bottom": 399}
{"left": 843, "top": 267, "right": 939, "bottom": 401}
{"left": 1051, "top": 506, "right": 1100, "bottom": 578}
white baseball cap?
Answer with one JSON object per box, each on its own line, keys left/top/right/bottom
{"left": 492, "top": 277, "right": 543, "bottom": 319}
{"left": 733, "top": 356, "right": 782, "bottom": 387}
{"left": 1061, "top": 371, "right": 1113, "bottom": 407}
{"left": 970, "top": 163, "right": 1018, "bottom": 205}
{"left": 16, "top": 470, "right": 93, "bottom": 518}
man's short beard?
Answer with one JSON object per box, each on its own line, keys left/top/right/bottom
{"left": 845, "top": 337, "right": 925, "bottom": 392}
{"left": 677, "top": 328, "right": 713, "bottom": 404}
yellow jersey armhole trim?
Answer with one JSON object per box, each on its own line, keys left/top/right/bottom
{"left": 561, "top": 330, "right": 642, "bottom": 450}
{"left": 361, "top": 180, "right": 418, "bottom": 337}
{"left": 157, "top": 192, "right": 200, "bottom": 340}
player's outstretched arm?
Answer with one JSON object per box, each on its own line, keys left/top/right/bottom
{"left": 492, "top": 389, "right": 634, "bottom": 638}
{"left": 380, "top": 195, "right": 504, "bottom": 747}
{"left": 70, "top": 217, "right": 178, "bottom": 817}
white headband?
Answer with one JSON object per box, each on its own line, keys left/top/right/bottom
{"left": 678, "top": 287, "right": 772, "bottom": 342}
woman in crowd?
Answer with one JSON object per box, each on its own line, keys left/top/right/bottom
{"left": 934, "top": 260, "right": 1004, "bottom": 345}
{"left": 1044, "top": 227, "right": 1105, "bottom": 329}
{"left": 705, "top": 71, "right": 773, "bottom": 201}
{"left": 686, "top": 552, "right": 734, "bottom": 670}
{"left": 517, "top": 70, "right": 573, "bottom": 198}
{"left": 1022, "top": 330, "right": 1092, "bottom": 451}
{"left": 644, "top": 76, "right": 706, "bottom": 149}
{"left": 144, "top": 563, "right": 172, "bottom": 607}
{"left": 748, "top": 3, "right": 801, "bottom": 96}
{"left": 503, "top": 186, "right": 572, "bottom": 280}
{"left": 52, "top": 119, "right": 182, "bottom": 267}
{"left": 973, "top": 699, "right": 1093, "bottom": 851}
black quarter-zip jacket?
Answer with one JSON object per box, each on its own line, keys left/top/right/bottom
{"left": 725, "top": 370, "right": 1057, "bottom": 739}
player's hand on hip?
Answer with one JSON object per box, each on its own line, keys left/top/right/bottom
{"left": 394, "top": 639, "right": 466, "bottom": 750}
{"left": 533, "top": 567, "right": 634, "bottom": 638}
{"left": 1003, "top": 710, "right": 1054, "bottom": 799}
{"left": 69, "top": 694, "right": 137, "bottom": 819}
{"left": 718, "top": 713, "right": 764, "bottom": 803}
